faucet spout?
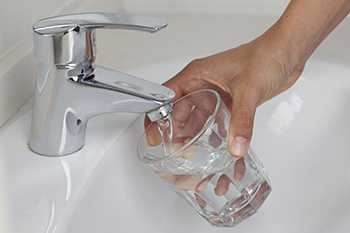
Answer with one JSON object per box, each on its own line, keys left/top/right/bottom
{"left": 75, "top": 66, "right": 175, "bottom": 117}
{"left": 29, "top": 65, "right": 175, "bottom": 156}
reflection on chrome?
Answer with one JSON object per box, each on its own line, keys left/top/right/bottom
{"left": 29, "top": 12, "right": 175, "bottom": 156}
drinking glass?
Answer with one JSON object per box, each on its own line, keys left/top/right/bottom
{"left": 138, "top": 89, "right": 271, "bottom": 227}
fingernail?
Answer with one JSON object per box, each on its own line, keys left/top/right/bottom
{"left": 146, "top": 133, "right": 160, "bottom": 146}
{"left": 146, "top": 125, "right": 161, "bottom": 146}
{"left": 230, "top": 136, "right": 249, "bottom": 157}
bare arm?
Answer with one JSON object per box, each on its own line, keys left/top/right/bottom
{"left": 148, "top": 0, "right": 350, "bottom": 157}
{"left": 266, "top": 0, "right": 350, "bottom": 71}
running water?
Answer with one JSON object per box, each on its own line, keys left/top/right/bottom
{"left": 156, "top": 113, "right": 174, "bottom": 156}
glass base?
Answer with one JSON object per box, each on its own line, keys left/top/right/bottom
{"left": 177, "top": 180, "right": 271, "bottom": 227}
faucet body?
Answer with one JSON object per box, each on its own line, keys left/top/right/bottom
{"left": 29, "top": 13, "right": 175, "bottom": 156}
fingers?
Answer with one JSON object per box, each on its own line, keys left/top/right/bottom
{"left": 229, "top": 107, "right": 255, "bottom": 157}
{"left": 214, "top": 158, "right": 246, "bottom": 196}
{"left": 215, "top": 174, "right": 231, "bottom": 196}
{"left": 144, "top": 117, "right": 161, "bottom": 146}
{"left": 165, "top": 83, "right": 223, "bottom": 144}
{"left": 233, "top": 158, "right": 246, "bottom": 181}
{"left": 195, "top": 174, "right": 215, "bottom": 192}
{"left": 144, "top": 63, "right": 189, "bottom": 145}
{"left": 144, "top": 61, "right": 208, "bottom": 145}
{"left": 173, "top": 108, "right": 207, "bottom": 140}
{"left": 195, "top": 194, "right": 207, "bottom": 209}
{"left": 209, "top": 131, "right": 222, "bottom": 148}
{"left": 162, "top": 60, "right": 205, "bottom": 101}
{"left": 216, "top": 109, "right": 228, "bottom": 138}
{"left": 228, "top": 80, "right": 261, "bottom": 157}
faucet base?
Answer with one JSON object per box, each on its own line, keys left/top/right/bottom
{"left": 28, "top": 143, "right": 84, "bottom": 157}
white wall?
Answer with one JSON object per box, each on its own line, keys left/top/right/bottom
{"left": 116, "top": 0, "right": 289, "bottom": 15}
{"left": 0, "top": 0, "right": 127, "bottom": 127}
{"left": 0, "top": 0, "right": 88, "bottom": 126}
{"left": 0, "top": 0, "right": 289, "bottom": 127}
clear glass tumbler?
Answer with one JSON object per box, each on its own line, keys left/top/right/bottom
{"left": 138, "top": 89, "right": 271, "bottom": 227}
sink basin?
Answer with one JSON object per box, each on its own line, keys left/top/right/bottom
{"left": 1, "top": 13, "right": 350, "bottom": 233}
{"left": 61, "top": 57, "right": 350, "bottom": 233}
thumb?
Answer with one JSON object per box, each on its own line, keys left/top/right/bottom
{"left": 228, "top": 84, "right": 260, "bottom": 157}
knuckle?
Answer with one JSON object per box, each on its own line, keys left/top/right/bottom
{"left": 180, "top": 58, "right": 214, "bottom": 92}
{"left": 185, "top": 59, "right": 202, "bottom": 74}
{"left": 185, "top": 58, "right": 209, "bottom": 77}
{"left": 294, "top": 64, "right": 305, "bottom": 75}
{"left": 188, "top": 58, "right": 204, "bottom": 68}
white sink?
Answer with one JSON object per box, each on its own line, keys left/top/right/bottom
{"left": 1, "top": 14, "right": 350, "bottom": 233}
{"left": 60, "top": 58, "right": 350, "bottom": 233}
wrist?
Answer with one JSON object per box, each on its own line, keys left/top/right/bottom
{"left": 252, "top": 20, "right": 307, "bottom": 76}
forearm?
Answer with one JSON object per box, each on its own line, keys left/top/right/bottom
{"left": 261, "top": 0, "right": 350, "bottom": 71}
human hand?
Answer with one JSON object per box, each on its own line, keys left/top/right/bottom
{"left": 143, "top": 26, "right": 305, "bottom": 199}
{"left": 153, "top": 32, "right": 304, "bottom": 157}
{"left": 142, "top": 0, "right": 350, "bottom": 209}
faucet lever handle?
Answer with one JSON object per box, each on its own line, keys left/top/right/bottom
{"left": 33, "top": 12, "right": 167, "bottom": 35}
{"left": 33, "top": 12, "right": 167, "bottom": 66}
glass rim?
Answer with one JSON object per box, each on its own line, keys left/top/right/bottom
{"left": 137, "top": 88, "right": 222, "bottom": 164}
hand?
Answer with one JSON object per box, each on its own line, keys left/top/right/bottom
{"left": 142, "top": 0, "right": 350, "bottom": 209}
{"left": 162, "top": 32, "right": 304, "bottom": 156}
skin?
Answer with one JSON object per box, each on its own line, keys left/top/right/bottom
{"left": 163, "top": 0, "right": 350, "bottom": 156}
{"left": 146, "top": 0, "right": 350, "bottom": 197}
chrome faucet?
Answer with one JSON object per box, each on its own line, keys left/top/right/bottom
{"left": 29, "top": 12, "right": 175, "bottom": 156}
